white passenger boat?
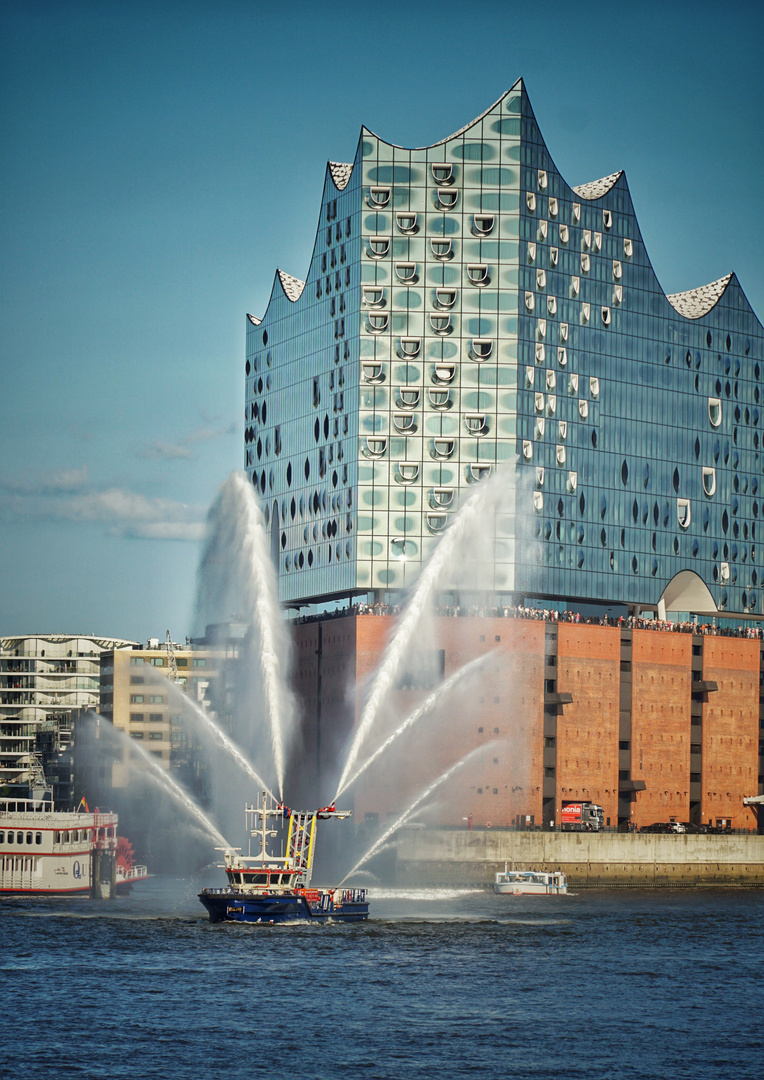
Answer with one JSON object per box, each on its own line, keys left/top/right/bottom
{"left": 0, "top": 794, "right": 118, "bottom": 896}
{"left": 493, "top": 865, "right": 567, "bottom": 895}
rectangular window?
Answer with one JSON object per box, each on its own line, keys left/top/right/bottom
{"left": 130, "top": 713, "right": 144, "bottom": 723}
{"left": 149, "top": 713, "right": 162, "bottom": 723}
{"left": 149, "top": 695, "right": 164, "bottom": 704}
{"left": 176, "top": 658, "right": 188, "bottom": 667}
{"left": 192, "top": 659, "right": 207, "bottom": 668}
{"left": 151, "top": 658, "right": 164, "bottom": 666}
{"left": 130, "top": 731, "right": 145, "bottom": 740}
{"left": 130, "top": 695, "right": 144, "bottom": 704}
{"left": 130, "top": 658, "right": 145, "bottom": 666}
{"left": 149, "top": 732, "right": 162, "bottom": 741}
{"left": 130, "top": 676, "right": 144, "bottom": 685}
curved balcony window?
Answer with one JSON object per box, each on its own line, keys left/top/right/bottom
{"left": 527, "top": 242, "right": 537, "bottom": 263}
{"left": 467, "top": 264, "right": 489, "bottom": 286}
{"left": 594, "top": 232, "right": 602, "bottom": 252}
{"left": 430, "top": 238, "right": 452, "bottom": 259}
{"left": 431, "top": 162, "right": 454, "bottom": 185}
{"left": 558, "top": 420, "right": 567, "bottom": 440}
{"left": 603, "top": 209, "right": 613, "bottom": 229}
{"left": 537, "top": 318, "right": 547, "bottom": 339}
{"left": 556, "top": 445, "right": 566, "bottom": 465}
{"left": 362, "top": 361, "right": 385, "bottom": 383}
{"left": 469, "top": 463, "right": 492, "bottom": 482}
{"left": 533, "top": 491, "right": 544, "bottom": 512}
{"left": 568, "top": 373, "right": 579, "bottom": 394}
{"left": 581, "top": 303, "right": 590, "bottom": 323}
{"left": 396, "top": 212, "right": 418, "bottom": 233}
{"left": 364, "top": 437, "right": 387, "bottom": 458}
{"left": 363, "top": 286, "right": 385, "bottom": 307}
{"left": 430, "top": 486, "right": 454, "bottom": 508}
{"left": 581, "top": 253, "right": 591, "bottom": 273}
{"left": 708, "top": 398, "right": 722, "bottom": 427}
{"left": 550, "top": 247, "right": 559, "bottom": 268}
{"left": 523, "top": 440, "right": 533, "bottom": 460}
{"left": 435, "top": 288, "right": 457, "bottom": 308}
{"left": 395, "top": 262, "right": 417, "bottom": 282}
{"left": 535, "top": 343, "right": 545, "bottom": 365}
{"left": 391, "top": 537, "right": 413, "bottom": 559}
{"left": 546, "top": 370, "right": 556, "bottom": 390}
{"left": 367, "top": 313, "right": 389, "bottom": 333}
{"left": 601, "top": 306, "right": 611, "bottom": 326}
{"left": 536, "top": 268, "right": 546, "bottom": 290}
{"left": 571, "top": 277, "right": 580, "bottom": 297}
{"left": 393, "top": 412, "right": 417, "bottom": 433}
{"left": 526, "top": 366, "right": 535, "bottom": 388}
{"left": 428, "top": 388, "right": 451, "bottom": 409}
{"left": 677, "top": 498, "right": 691, "bottom": 529}
{"left": 703, "top": 467, "right": 716, "bottom": 496}
{"left": 526, "top": 191, "right": 536, "bottom": 212}
{"left": 590, "top": 377, "right": 600, "bottom": 398}
{"left": 433, "top": 362, "right": 456, "bottom": 383}
{"left": 546, "top": 395, "right": 557, "bottom": 416}
{"left": 525, "top": 291, "right": 535, "bottom": 312}
{"left": 572, "top": 203, "right": 581, "bottom": 222}
{"left": 435, "top": 188, "right": 458, "bottom": 209}
{"left": 613, "top": 260, "right": 622, "bottom": 280}
{"left": 368, "top": 236, "right": 390, "bottom": 259}
{"left": 429, "top": 313, "right": 452, "bottom": 334}
{"left": 432, "top": 438, "right": 455, "bottom": 458}
{"left": 368, "top": 187, "right": 390, "bottom": 208}
{"left": 534, "top": 392, "right": 545, "bottom": 413}
{"left": 538, "top": 221, "right": 548, "bottom": 241}
{"left": 465, "top": 413, "right": 488, "bottom": 435}
{"left": 567, "top": 471, "right": 578, "bottom": 493}
{"left": 720, "top": 561, "right": 730, "bottom": 582}
{"left": 535, "top": 466, "right": 545, "bottom": 487}
{"left": 547, "top": 296, "right": 557, "bottom": 316}
{"left": 559, "top": 223, "right": 569, "bottom": 244}
{"left": 624, "top": 237, "right": 633, "bottom": 257}
{"left": 537, "top": 169, "right": 548, "bottom": 189}
{"left": 534, "top": 417, "right": 545, "bottom": 439}
{"left": 426, "top": 512, "right": 449, "bottom": 533}
{"left": 471, "top": 338, "right": 493, "bottom": 361}
{"left": 548, "top": 197, "right": 558, "bottom": 217}
{"left": 397, "top": 387, "right": 420, "bottom": 408}
{"left": 613, "top": 285, "right": 623, "bottom": 305}
{"left": 582, "top": 230, "right": 592, "bottom": 251}
{"left": 472, "top": 214, "right": 495, "bottom": 236}
{"left": 398, "top": 337, "right": 421, "bottom": 358}
{"left": 396, "top": 462, "right": 420, "bottom": 484}
{"left": 559, "top": 323, "right": 568, "bottom": 343}
{"left": 579, "top": 399, "right": 589, "bottom": 419}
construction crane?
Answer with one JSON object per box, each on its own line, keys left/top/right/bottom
{"left": 165, "top": 629, "right": 180, "bottom": 684}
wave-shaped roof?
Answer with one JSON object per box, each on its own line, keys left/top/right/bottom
{"left": 246, "top": 313, "right": 261, "bottom": 326}
{"left": 666, "top": 274, "right": 734, "bottom": 319}
{"left": 277, "top": 270, "right": 306, "bottom": 302}
{"left": 572, "top": 171, "right": 623, "bottom": 200}
{"left": 328, "top": 161, "right": 353, "bottom": 190}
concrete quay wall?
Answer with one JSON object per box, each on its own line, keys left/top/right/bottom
{"left": 394, "top": 830, "right": 764, "bottom": 887}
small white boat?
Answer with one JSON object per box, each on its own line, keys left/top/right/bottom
{"left": 493, "top": 864, "right": 567, "bottom": 895}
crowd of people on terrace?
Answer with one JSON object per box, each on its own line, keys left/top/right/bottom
{"left": 293, "top": 601, "right": 764, "bottom": 638}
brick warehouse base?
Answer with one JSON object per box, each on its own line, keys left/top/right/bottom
{"left": 394, "top": 830, "right": 764, "bottom": 887}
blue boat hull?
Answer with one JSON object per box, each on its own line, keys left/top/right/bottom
{"left": 198, "top": 889, "right": 369, "bottom": 924}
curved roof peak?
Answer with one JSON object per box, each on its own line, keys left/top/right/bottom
{"left": 246, "top": 313, "right": 262, "bottom": 326}
{"left": 328, "top": 161, "right": 353, "bottom": 190}
{"left": 572, "top": 171, "right": 623, "bottom": 200}
{"left": 276, "top": 270, "right": 306, "bottom": 302}
{"left": 666, "top": 274, "right": 734, "bottom": 319}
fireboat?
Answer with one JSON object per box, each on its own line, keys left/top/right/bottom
{"left": 198, "top": 792, "right": 369, "bottom": 924}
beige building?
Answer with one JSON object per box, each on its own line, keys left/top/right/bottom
{"left": 100, "top": 640, "right": 222, "bottom": 774}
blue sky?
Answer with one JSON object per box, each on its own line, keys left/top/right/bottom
{"left": 2, "top": 0, "right": 763, "bottom": 642}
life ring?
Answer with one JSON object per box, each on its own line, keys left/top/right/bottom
{"left": 486, "top": 821, "right": 492, "bottom": 829}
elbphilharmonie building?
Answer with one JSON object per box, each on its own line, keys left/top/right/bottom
{"left": 245, "top": 79, "right": 763, "bottom": 618}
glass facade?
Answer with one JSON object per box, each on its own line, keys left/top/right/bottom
{"left": 245, "top": 79, "right": 764, "bottom": 616}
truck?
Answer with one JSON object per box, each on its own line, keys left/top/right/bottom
{"left": 560, "top": 801, "right": 604, "bottom": 832}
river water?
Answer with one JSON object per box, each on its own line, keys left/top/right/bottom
{"left": 2, "top": 879, "right": 762, "bottom": 1079}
